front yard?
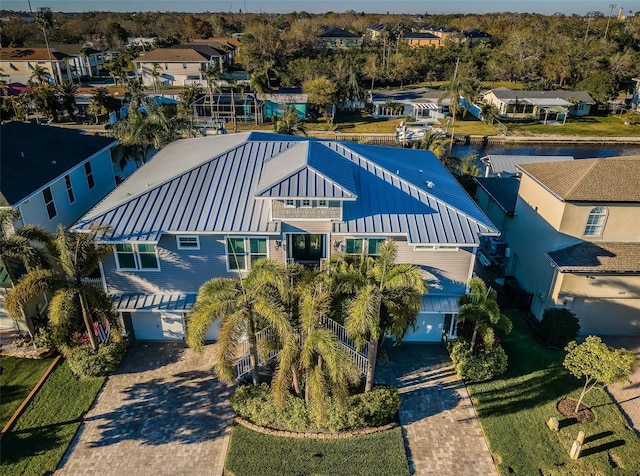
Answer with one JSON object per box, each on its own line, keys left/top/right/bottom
{"left": 469, "top": 312, "right": 640, "bottom": 475}
{"left": 0, "top": 361, "right": 104, "bottom": 475}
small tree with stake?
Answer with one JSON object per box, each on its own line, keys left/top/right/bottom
{"left": 564, "top": 336, "right": 636, "bottom": 412}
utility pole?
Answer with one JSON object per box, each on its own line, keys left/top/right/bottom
{"left": 605, "top": 3, "right": 617, "bottom": 40}
{"left": 584, "top": 11, "right": 596, "bottom": 42}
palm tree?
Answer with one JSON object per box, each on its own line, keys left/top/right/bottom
{"left": 341, "top": 240, "right": 427, "bottom": 391}
{"left": 272, "top": 106, "right": 306, "bottom": 136}
{"left": 411, "top": 129, "right": 452, "bottom": 160}
{"left": 185, "top": 259, "right": 292, "bottom": 386}
{"left": 202, "top": 63, "right": 221, "bottom": 119}
{"left": 178, "top": 83, "right": 203, "bottom": 120}
{"left": 35, "top": 7, "right": 55, "bottom": 85}
{"left": 0, "top": 209, "right": 54, "bottom": 335}
{"left": 249, "top": 71, "right": 269, "bottom": 125}
{"left": 362, "top": 53, "right": 380, "bottom": 93}
{"left": 150, "top": 62, "right": 162, "bottom": 95}
{"left": 438, "top": 61, "right": 478, "bottom": 126}
{"left": 57, "top": 80, "right": 78, "bottom": 119}
{"left": 457, "top": 277, "right": 512, "bottom": 352}
{"left": 6, "top": 225, "right": 121, "bottom": 352}
{"left": 88, "top": 87, "right": 118, "bottom": 123}
{"left": 480, "top": 103, "right": 499, "bottom": 125}
{"left": 29, "top": 64, "right": 51, "bottom": 86}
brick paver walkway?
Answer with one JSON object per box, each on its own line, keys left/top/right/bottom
{"left": 602, "top": 336, "right": 640, "bottom": 436}
{"left": 56, "top": 342, "right": 232, "bottom": 476}
{"left": 377, "top": 342, "right": 498, "bottom": 476}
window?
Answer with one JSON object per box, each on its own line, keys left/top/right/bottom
{"left": 317, "top": 199, "right": 328, "bottom": 208}
{"left": 177, "top": 236, "right": 200, "bottom": 250}
{"left": 115, "top": 243, "right": 159, "bottom": 270}
{"left": 367, "top": 238, "right": 386, "bottom": 256}
{"left": 284, "top": 199, "right": 296, "bottom": 208}
{"left": 226, "top": 237, "right": 267, "bottom": 270}
{"left": 345, "top": 238, "right": 363, "bottom": 255}
{"left": 84, "top": 162, "right": 94, "bottom": 189}
{"left": 64, "top": 174, "right": 75, "bottom": 203}
{"left": 301, "top": 199, "right": 312, "bottom": 208}
{"left": 414, "top": 244, "right": 459, "bottom": 251}
{"left": 345, "top": 238, "right": 388, "bottom": 257}
{"left": 584, "top": 207, "right": 607, "bottom": 236}
{"left": 43, "top": 186, "right": 57, "bottom": 219}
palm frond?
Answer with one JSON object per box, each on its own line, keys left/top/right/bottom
{"left": 212, "top": 309, "right": 248, "bottom": 384}
{"left": 5, "top": 269, "right": 63, "bottom": 318}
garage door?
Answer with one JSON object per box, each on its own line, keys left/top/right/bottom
{"left": 573, "top": 298, "right": 640, "bottom": 336}
{"left": 132, "top": 311, "right": 185, "bottom": 340}
{"left": 402, "top": 313, "right": 444, "bottom": 342}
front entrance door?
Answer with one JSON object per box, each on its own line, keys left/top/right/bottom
{"left": 290, "top": 234, "right": 325, "bottom": 264}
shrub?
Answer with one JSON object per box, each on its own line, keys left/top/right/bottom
{"left": 448, "top": 339, "right": 508, "bottom": 382}
{"left": 67, "top": 339, "right": 127, "bottom": 378}
{"left": 540, "top": 308, "right": 580, "bottom": 348}
{"left": 231, "top": 383, "right": 399, "bottom": 432}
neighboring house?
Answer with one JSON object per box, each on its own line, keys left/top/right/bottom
{"left": 317, "top": 26, "right": 363, "bottom": 49}
{"left": 483, "top": 88, "right": 596, "bottom": 120}
{"left": 463, "top": 29, "right": 493, "bottom": 45}
{"left": 39, "top": 44, "right": 103, "bottom": 78}
{"left": 132, "top": 44, "right": 226, "bottom": 88}
{"left": 0, "top": 122, "right": 119, "bottom": 330}
{"left": 191, "top": 37, "right": 241, "bottom": 62}
{"left": 370, "top": 87, "right": 449, "bottom": 121}
{"left": 0, "top": 47, "right": 72, "bottom": 85}
{"left": 365, "top": 23, "right": 385, "bottom": 42}
{"left": 73, "top": 132, "right": 498, "bottom": 342}
{"left": 419, "top": 25, "right": 460, "bottom": 42}
{"left": 401, "top": 32, "right": 443, "bottom": 48}
{"left": 263, "top": 88, "right": 311, "bottom": 118}
{"left": 127, "top": 36, "right": 156, "bottom": 49}
{"left": 501, "top": 157, "right": 640, "bottom": 335}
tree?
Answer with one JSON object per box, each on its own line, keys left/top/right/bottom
{"left": 577, "top": 70, "right": 617, "bottom": 104}
{"left": 6, "top": 225, "right": 121, "bottom": 352}
{"left": 150, "top": 62, "right": 162, "bottom": 95}
{"left": 56, "top": 80, "right": 78, "bottom": 119}
{"left": 457, "top": 277, "right": 512, "bottom": 352}
{"left": 411, "top": 129, "right": 452, "bottom": 160}
{"left": 34, "top": 7, "right": 55, "bottom": 84}
{"left": 0, "top": 209, "right": 54, "bottom": 335}
{"left": 564, "top": 336, "right": 637, "bottom": 412}
{"left": 29, "top": 64, "right": 51, "bottom": 86}
{"left": 341, "top": 240, "right": 427, "bottom": 391}
{"left": 272, "top": 278, "right": 360, "bottom": 423}
{"left": 177, "top": 83, "right": 203, "bottom": 120}
{"left": 88, "top": 87, "right": 119, "bottom": 123}
{"left": 31, "top": 84, "right": 60, "bottom": 122}
{"left": 439, "top": 68, "right": 478, "bottom": 125}
{"left": 303, "top": 76, "right": 338, "bottom": 122}
{"left": 362, "top": 53, "right": 381, "bottom": 92}
{"left": 272, "top": 106, "right": 306, "bottom": 136}
{"left": 202, "top": 63, "right": 222, "bottom": 119}
{"left": 185, "top": 259, "right": 292, "bottom": 386}
{"left": 480, "top": 103, "right": 499, "bottom": 125}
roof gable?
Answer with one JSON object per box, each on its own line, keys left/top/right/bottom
{"left": 255, "top": 142, "right": 357, "bottom": 199}
{"left": 518, "top": 156, "right": 640, "bottom": 202}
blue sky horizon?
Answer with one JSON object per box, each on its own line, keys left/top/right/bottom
{"left": 2, "top": 0, "right": 632, "bottom": 16}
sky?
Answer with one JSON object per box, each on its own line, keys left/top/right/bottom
{"left": 2, "top": 0, "right": 633, "bottom": 16}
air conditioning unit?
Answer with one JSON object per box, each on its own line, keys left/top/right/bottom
{"left": 481, "top": 236, "right": 507, "bottom": 257}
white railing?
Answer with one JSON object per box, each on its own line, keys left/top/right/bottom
{"left": 234, "top": 316, "right": 371, "bottom": 379}
{"left": 81, "top": 277, "right": 103, "bottom": 288}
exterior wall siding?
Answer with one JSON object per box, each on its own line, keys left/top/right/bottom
{"left": 558, "top": 274, "right": 640, "bottom": 301}
{"left": 272, "top": 200, "right": 341, "bottom": 220}
{"left": 16, "top": 149, "right": 116, "bottom": 233}
{"left": 559, "top": 202, "right": 640, "bottom": 241}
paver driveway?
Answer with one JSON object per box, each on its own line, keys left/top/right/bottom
{"left": 376, "top": 342, "right": 498, "bottom": 476}
{"left": 56, "top": 342, "right": 232, "bottom": 476}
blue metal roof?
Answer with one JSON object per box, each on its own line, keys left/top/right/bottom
{"left": 74, "top": 133, "right": 497, "bottom": 245}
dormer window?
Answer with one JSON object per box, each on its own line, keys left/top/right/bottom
{"left": 284, "top": 199, "right": 296, "bottom": 208}
{"left": 301, "top": 199, "right": 312, "bottom": 208}
{"left": 584, "top": 207, "right": 607, "bottom": 236}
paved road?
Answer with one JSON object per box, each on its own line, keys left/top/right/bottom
{"left": 376, "top": 342, "right": 498, "bottom": 476}
{"left": 56, "top": 342, "right": 232, "bottom": 476}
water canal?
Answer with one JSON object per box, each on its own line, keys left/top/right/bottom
{"left": 451, "top": 143, "right": 640, "bottom": 160}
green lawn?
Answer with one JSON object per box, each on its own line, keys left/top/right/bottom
{"left": 504, "top": 114, "right": 640, "bottom": 137}
{"left": 468, "top": 312, "right": 640, "bottom": 475}
{"left": 225, "top": 425, "right": 410, "bottom": 476}
{"left": 0, "top": 361, "right": 105, "bottom": 476}
{"left": 0, "top": 356, "right": 54, "bottom": 429}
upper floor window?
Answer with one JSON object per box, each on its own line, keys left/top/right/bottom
{"left": 284, "top": 199, "right": 296, "bottom": 208}
{"left": 226, "top": 237, "right": 267, "bottom": 270}
{"left": 64, "top": 174, "right": 75, "bottom": 204}
{"left": 584, "top": 207, "right": 607, "bottom": 236}
{"left": 43, "top": 186, "right": 57, "bottom": 219}
{"left": 301, "top": 199, "right": 312, "bottom": 208}
{"left": 177, "top": 236, "right": 200, "bottom": 250}
{"left": 84, "top": 162, "right": 95, "bottom": 189}
{"left": 317, "top": 199, "right": 328, "bottom": 208}
{"left": 115, "top": 243, "right": 159, "bottom": 270}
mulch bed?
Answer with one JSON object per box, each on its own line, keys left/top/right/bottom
{"left": 557, "top": 398, "right": 596, "bottom": 423}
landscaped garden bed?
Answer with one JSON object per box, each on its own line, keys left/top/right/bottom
{"left": 467, "top": 311, "right": 640, "bottom": 475}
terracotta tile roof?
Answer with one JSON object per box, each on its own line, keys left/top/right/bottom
{"left": 546, "top": 242, "right": 640, "bottom": 273}
{"left": 0, "top": 47, "right": 70, "bottom": 61}
{"left": 133, "top": 45, "right": 224, "bottom": 63}
{"left": 518, "top": 156, "right": 640, "bottom": 202}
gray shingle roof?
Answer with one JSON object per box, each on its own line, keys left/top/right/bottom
{"left": 487, "top": 88, "right": 596, "bottom": 105}
{"left": 319, "top": 26, "right": 361, "bottom": 38}
{"left": 74, "top": 133, "right": 496, "bottom": 245}
{"left": 518, "top": 156, "right": 640, "bottom": 202}
{"left": 0, "top": 122, "right": 117, "bottom": 206}
{"left": 546, "top": 242, "right": 640, "bottom": 273}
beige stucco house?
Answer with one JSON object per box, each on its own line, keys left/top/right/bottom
{"left": 502, "top": 157, "right": 640, "bottom": 335}
{"left": 0, "top": 47, "right": 71, "bottom": 85}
